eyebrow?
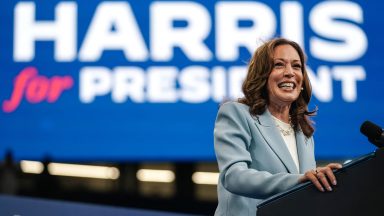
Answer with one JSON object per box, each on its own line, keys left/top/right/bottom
{"left": 274, "top": 58, "right": 301, "bottom": 63}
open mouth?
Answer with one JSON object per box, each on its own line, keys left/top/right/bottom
{"left": 278, "top": 82, "right": 296, "bottom": 90}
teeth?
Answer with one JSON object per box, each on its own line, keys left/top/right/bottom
{"left": 278, "top": 82, "right": 294, "bottom": 88}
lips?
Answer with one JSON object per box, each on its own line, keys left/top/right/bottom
{"left": 278, "top": 82, "right": 296, "bottom": 90}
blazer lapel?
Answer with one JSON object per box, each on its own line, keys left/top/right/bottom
{"left": 254, "top": 109, "right": 299, "bottom": 174}
{"left": 296, "top": 131, "right": 313, "bottom": 174}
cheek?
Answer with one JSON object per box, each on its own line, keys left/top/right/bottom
{"left": 296, "top": 73, "right": 304, "bottom": 86}
{"left": 267, "top": 80, "right": 278, "bottom": 94}
{"left": 267, "top": 72, "right": 279, "bottom": 88}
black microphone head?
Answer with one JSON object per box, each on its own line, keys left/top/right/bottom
{"left": 360, "top": 121, "right": 382, "bottom": 140}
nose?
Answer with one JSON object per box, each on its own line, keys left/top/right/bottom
{"left": 284, "top": 64, "right": 295, "bottom": 77}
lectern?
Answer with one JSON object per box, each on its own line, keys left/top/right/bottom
{"left": 257, "top": 148, "right": 384, "bottom": 216}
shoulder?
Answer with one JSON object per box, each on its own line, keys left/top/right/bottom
{"left": 219, "top": 101, "right": 250, "bottom": 114}
{"left": 216, "top": 101, "right": 255, "bottom": 127}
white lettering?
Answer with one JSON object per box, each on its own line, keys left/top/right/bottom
{"left": 281, "top": 1, "right": 304, "bottom": 48}
{"left": 216, "top": 2, "right": 276, "bottom": 61}
{"left": 211, "top": 67, "right": 227, "bottom": 102}
{"left": 150, "top": 2, "right": 212, "bottom": 61}
{"left": 333, "top": 66, "right": 366, "bottom": 102}
{"left": 79, "top": 2, "right": 148, "bottom": 61}
{"left": 147, "top": 67, "right": 178, "bottom": 102}
{"left": 14, "top": 2, "right": 77, "bottom": 61}
{"left": 310, "top": 1, "right": 367, "bottom": 62}
{"left": 307, "top": 66, "right": 333, "bottom": 102}
{"left": 228, "top": 66, "right": 247, "bottom": 99}
{"left": 179, "top": 66, "right": 210, "bottom": 103}
{"left": 80, "top": 67, "right": 112, "bottom": 103}
{"left": 113, "top": 67, "right": 145, "bottom": 103}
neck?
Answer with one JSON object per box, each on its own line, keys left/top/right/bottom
{"left": 268, "top": 103, "right": 291, "bottom": 123}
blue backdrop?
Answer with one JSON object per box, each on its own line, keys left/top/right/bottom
{"left": 0, "top": 0, "right": 382, "bottom": 161}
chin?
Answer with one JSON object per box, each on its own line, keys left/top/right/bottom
{"left": 278, "top": 93, "right": 299, "bottom": 101}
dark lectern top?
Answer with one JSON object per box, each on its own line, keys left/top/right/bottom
{"left": 257, "top": 148, "right": 384, "bottom": 216}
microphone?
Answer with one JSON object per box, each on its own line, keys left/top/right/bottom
{"left": 360, "top": 121, "right": 384, "bottom": 148}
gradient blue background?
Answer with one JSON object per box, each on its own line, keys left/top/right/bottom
{"left": 0, "top": 0, "right": 382, "bottom": 161}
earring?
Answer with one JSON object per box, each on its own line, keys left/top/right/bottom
{"left": 301, "top": 87, "right": 304, "bottom": 91}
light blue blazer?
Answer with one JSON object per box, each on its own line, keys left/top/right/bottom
{"left": 214, "top": 102, "right": 316, "bottom": 216}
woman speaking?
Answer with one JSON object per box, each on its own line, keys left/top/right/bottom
{"left": 213, "top": 38, "right": 342, "bottom": 215}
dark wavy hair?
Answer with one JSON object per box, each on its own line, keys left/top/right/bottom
{"left": 239, "top": 38, "right": 316, "bottom": 137}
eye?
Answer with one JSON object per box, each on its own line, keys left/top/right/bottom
{"left": 293, "top": 64, "right": 302, "bottom": 69}
{"left": 274, "top": 62, "right": 285, "bottom": 68}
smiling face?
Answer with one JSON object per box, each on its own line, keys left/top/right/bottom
{"left": 267, "top": 44, "right": 303, "bottom": 107}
